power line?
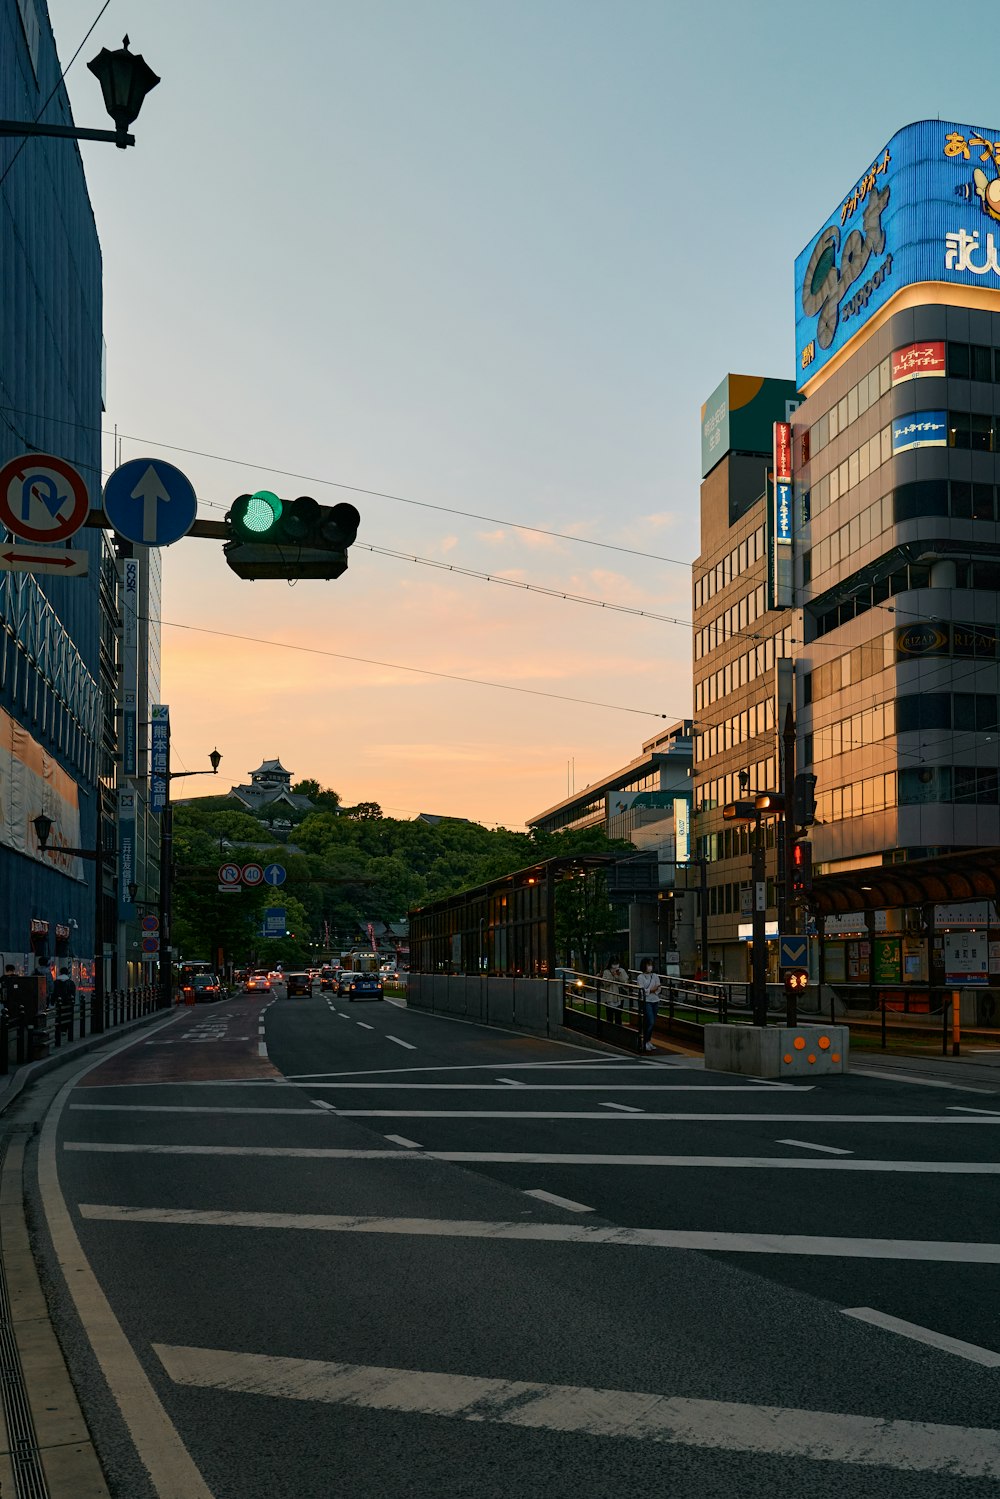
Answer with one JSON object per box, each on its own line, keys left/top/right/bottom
{"left": 150, "top": 617, "right": 680, "bottom": 720}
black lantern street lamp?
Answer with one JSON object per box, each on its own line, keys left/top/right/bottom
{"left": 0, "top": 36, "right": 159, "bottom": 150}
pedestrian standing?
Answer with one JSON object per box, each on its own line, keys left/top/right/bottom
{"left": 637, "top": 958, "right": 662, "bottom": 1052}
{"left": 600, "top": 958, "right": 628, "bottom": 1025}
{"left": 51, "top": 966, "right": 76, "bottom": 1006}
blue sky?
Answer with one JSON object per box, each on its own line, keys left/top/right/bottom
{"left": 45, "top": 0, "right": 988, "bottom": 824}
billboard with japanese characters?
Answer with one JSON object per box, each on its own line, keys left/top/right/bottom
{"left": 796, "top": 119, "right": 1000, "bottom": 386}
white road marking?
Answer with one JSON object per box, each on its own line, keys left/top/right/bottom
{"left": 302, "top": 1109, "right": 1000, "bottom": 1124}
{"left": 37, "top": 1042, "right": 214, "bottom": 1497}
{"left": 313, "top": 1100, "right": 336, "bottom": 1112}
{"left": 842, "top": 1308, "right": 1000, "bottom": 1367}
{"left": 283, "top": 1062, "right": 805, "bottom": 1081}
{"left": 524, "top": 1189, "right": 593, "bottom": 1213}
{"left": 300, "top": 1082, "right": 813, "bottom": 1092}
{"left": 70, "top": 1104, "right": 337, "bottom": 1116}
{"left": 357, "top": 1022, "right": 374, "bottom": 1031}
{"left": 948, "top": 1105, "right": 1000, "bottom": 1116}
{"left": 496, "top": 1078, "right": 524, "bottom": 1086}
{"left": 600, "top": 1102, "right": 643, "bottom": 1113}
{"left": 384, "top": 1135, "right": 422, "bottom": 1149}
{"left": 777, "top": 1139, "right": 852, "bottom": 1156}
{"left": 852, "top": 1067, "right": 993, "bottom": 1094}
{"left": 386, "top": 1035, "right": 416, "bottom": 1050}
{"left": 82, "top": 1205, "right": 1000, "bottom": 1264}
{"left": 337, "top": 1013, "right": 349, "bottom": 1020}
{"left": 257, "top": 1042, "right": 268, "bottom": 1058}
{"left": 64, "top": 1143, "right": 1000, "bottom": 1174}
{"left": 151, "top": 1340, "right": 1000, "bottom": 1476}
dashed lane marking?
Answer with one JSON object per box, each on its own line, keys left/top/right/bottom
{"left": 384, "top": 1134, "right": 422, "bottom": 1149}
{"left": 357, "top": 1022, "right": 374, "bottom": 1031}
{"left": 524, "top": 1189, "right": 593, "bottom": 1213}
{"left": 151, "top": 1341, "right": 1000, "bottom": 1477}
{"left": 599, "top": 1102, "right": 643, "bottom": 1113}
{"left": 842, "top": 1308, "right": 1000, "bottom": 1367}
{"left": 386, "top": 1035, "right": 416, "bottom": 1050}
{"left": 777, "top": 1139, "right": 853, "bottom": 1156}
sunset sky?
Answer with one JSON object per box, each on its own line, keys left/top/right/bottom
{"left": 48, "top": 0, "right": 971, "bottom": 826}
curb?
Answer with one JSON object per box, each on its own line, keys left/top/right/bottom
{"left": 0, "top": 1007, "right": 177, "bottom": 1117}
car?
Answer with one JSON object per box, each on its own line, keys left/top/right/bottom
{"left": 284, "top": 972, "right": 312, "bottom": 997}
{"left": 186, "top": 973, "right": 223, "bottom": 1003}
{"left": 246, "top": 972, "right": 272, "bottom": 993}
{"left": 319, "top": 968, "right": 335, "bottom": 991}
{"left": 268, "top": 970, "right": 284, "bottom": 987}
{"left": 346, "top": 973, "right": 384, "bottom": 1002}
{"left": 336, "top": 970, "right": 361, "bottom": 996}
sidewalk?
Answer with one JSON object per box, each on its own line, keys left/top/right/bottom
{"left": 850, "top": 1050, "right": 1000, "bottom": 1093}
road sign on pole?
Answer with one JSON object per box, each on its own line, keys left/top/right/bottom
{"left": 103, "top": 457, "right": 198, "bottom": 546}
{"left": 263, "top": 863, "right": 286, "bottom": 886}
{"left": 141, "top": 915, "right": 159, "bottom": 932}
{"left": 0, "top": 452, "right": 89, "bottom": 543}
{"left": 241, "top": 863, "right": 264, "bottom": 888}
{"left": 218, "top": 863, "right": 241, "bottom": 887}
{"left": 0, "top": 545, "right": 89, "bottom": 575}
{"left": 141, "top": 936, "right": 160, "bottom": 954}
{"left": 779, "top": 935, "right": 808, "bottom": 969}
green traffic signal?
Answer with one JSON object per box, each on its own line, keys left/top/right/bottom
{"left": 229, "top": 490, "right": 282, "bottom": 540}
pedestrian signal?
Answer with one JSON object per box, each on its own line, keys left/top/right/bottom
{"left": 790, "top": 839, "right": 812, "bottom": 894}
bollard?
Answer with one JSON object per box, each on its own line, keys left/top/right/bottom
{"left": 953, "top": 988, "right": 961, "bottom": 1057}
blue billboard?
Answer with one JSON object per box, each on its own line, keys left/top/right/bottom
{"left": 892, "top": 410, "right": 948, "bottom": 454}
{"left": 795, "top": 119, "right": 1000, "bottom": 385}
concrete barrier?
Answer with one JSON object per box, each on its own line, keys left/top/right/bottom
{"left": 406, "top": 975, "right": 566, "bottom": 1037}
{"left": 704, "top": 1023, "right": 849, "bottom": 1079}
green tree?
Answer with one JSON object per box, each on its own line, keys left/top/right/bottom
{"left": 554, "top": 869, "right": 620, "bottom": 974}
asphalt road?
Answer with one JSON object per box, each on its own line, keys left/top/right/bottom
{"left": 24, "top": 986, "right": 1000, "bottom": 1497}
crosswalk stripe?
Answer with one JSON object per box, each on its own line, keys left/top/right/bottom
{"left": 150, "top": 1342, "right": 1000, "bottom": 1477}
{"left": 78, "top": 1204, "right": 1000, "bottom": 1263}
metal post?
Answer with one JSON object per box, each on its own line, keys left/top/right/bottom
{"left": 159, "top": 733, "right": 173, "bottom": 1010}
{"left": 92, "top": 809, "right": 106, "bottom": 1034}
{"left": 700, "top": 858, "right": 709, "bottom": 981}
{"left": 781, "top": 703, "right": 795, "bottom": 1026}
{"left": 881, "top": 988, "right": 886, "bottom": 1050}
{"left": 953, "top": 988, "right": 961, "bottom": 1057}
{"left": 751, "top": 812, "right": 768, "bottom": 1027}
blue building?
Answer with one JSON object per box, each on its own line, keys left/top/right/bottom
{"left": 0, "top": 0, "right": 106, "bottom": 982}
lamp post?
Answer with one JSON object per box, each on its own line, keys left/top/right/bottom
{"left": 0, "top": 37, "right": 159, "bottom": 149}
{"left": 33, "top": 810, "right": 110, "bottom": 1034}
{"left": 158, "top": 747, "right": 222, "bottom": 1011}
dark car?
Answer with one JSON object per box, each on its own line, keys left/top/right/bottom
{"left": 187, "top": 973, "right": 223, "bottom": 1003}
{"left": 284, "top": 972, "right": 312, "bottom": 998}
{"left": 346, "top": 973, "right": 383, "bottom": 1003}
{"left": 319, "top": 968, "right": 336, "bottom": 991}
{"left": 336, "top": 971, "right": 360, "bottom": 996}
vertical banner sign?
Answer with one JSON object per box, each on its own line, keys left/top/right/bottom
{"left": 772, "top": 421, "right": 793, "bottom": 608}
{"left": 673, "top": 797, "right": 691, "bottom": 863}
{"left": 122, "top": 558, "right": 139, "bottom": 775}
{"left": 150, "top": 704, "right": 169, "bottom": 814}
{"left": 118, "top": 788, "right": 136, "bottom": 919}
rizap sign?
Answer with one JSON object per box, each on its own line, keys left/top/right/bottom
{"left": 795, "top": 119, "right": 1000, "bottom": 384}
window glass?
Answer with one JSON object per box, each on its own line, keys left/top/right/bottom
{"left": 951, "top": 480, "right": 972, "bottom": 518}
{"left": 838, "top": 396, "right": 848, "bottom": 431}
{"left": 973, "top": 483, "right": 995, "bottom": 521}
{"left": 970, "top": 412, "right": 994, "bottom": 452}
{"left": 949, "top": 411, "right": 971, "bottom": 448}
{"left": 949, "top": 342, "right": 971, "bottom": 378}
{"left": 829, "top": 404, "right": 839, "bottom": 441}
{"left": 847, "top": 385, "right": 858, "bottom": 425}
{"left": 973, "top": 345, "right": 992, "bottom": 382}
{"left": 881, "top": 426, "right": 892, "bottom": 465}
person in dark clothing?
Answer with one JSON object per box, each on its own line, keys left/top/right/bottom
{"left": 51, "top": 966, "right": 76, "bottom": 1005}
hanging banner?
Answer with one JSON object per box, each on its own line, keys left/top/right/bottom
{"left": 150, "top": 704, "right": 169, "bottom": 814}
{"left": 0, "top": 704, "right": 84, "bottom": 878}
{"left": 118, "top": 787, "right": 136, "bottom": 920}
{"left": 122, "top": 558, "right": 139, "bottom": 775}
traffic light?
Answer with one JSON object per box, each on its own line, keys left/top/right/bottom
{"left": 224, "top": 492, "right": 361, "bottom": 580}
{"left": 790, "top": 839, "right": 812, "bottom": 895}
{"left": 792, "top": 772, "right": 818, "bottom": 827}
{"left": 783, "top": 967, "right": 808, "bottom": 995}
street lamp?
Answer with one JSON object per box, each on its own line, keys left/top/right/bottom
{"left": 0, "top": 36, "right": 159, "bottom": 150}
{"left": 33, "top": 810, "right": 111, "bottom": 1034}
{"left": 158, "top": 748, "right": 223, "bottom": 1011}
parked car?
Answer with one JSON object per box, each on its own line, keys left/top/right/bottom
{"left": 336, "top": 971, "right": 361, "bottom": 996}
{"left": 346, "top": 973, "right": 383, "bottom": 1002}
{"left": 284, "top": 972, "right": 312, "bottom": 998}
{"left": 246, "top": 972, "right": 272, "bottom": 993}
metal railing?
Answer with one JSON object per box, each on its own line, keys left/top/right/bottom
{"left": 1, "top": 984, "right": 158, "bottom": 1073}
{"left": 561, "top": 970, "right": 759, "bottom": 1049}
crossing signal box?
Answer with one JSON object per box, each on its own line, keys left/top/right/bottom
{"left": 792, "top": 772, "right": 818, "bottom": 828}
{"left": 224, "top": 492, "right": 361, "bottom": 580}
{"left": 783, "top": 967, "right": 808, "bottom": 995}
{"left": 790, "top": 839, "right": 813, "bottom": 895}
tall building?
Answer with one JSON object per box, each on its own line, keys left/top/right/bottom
{"left": 691, "top": 377, "right": 799, "bottom": 977}
{"left": 0, "top": 0, "right": 104, "bottom": 981}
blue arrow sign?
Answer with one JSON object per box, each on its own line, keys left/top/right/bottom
{"left": 779, "top": 935, "right": 808, "bottom": 969}
{"left": 103, "top": 458, "right": 198, "bottom": 547}
{"left": 263, "top": 863, "right": 286, "bottom": 886}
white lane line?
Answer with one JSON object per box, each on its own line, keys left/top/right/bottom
{"left": 777, "top": 1139, "right": 853, "bottom": 1156}
{"left": 82, "top": 1204, "right": 1000, "bottom": 1265}
{"left": 524, "top": 1189, "right": 593, "bottom": 1213}
{"left": 496, "top": 1078, "right": 525, "bottom": 1087}
{"left": 337, "top": 1013, "right": 349, "bottom": 1020}
{"left": 843, "top": 1308, "right": 1000, "bottom": 1367}
{"left": 70, "top": 1104, "right": 336, "bottom": 1115}
{"left": 313, "top": 1100, "right": 336, "bottom": 1112}
{"left": 600, "top": 1102, "right": 643, "bottom": 1114}
{"left": 949, "top": 1105, "right": 1000, "bottom": 1116}
{"left": 386, "top": 1035, "right": 416, "bottom": 1050}
{"left": 357, "top": 1023, "right": 374, "bottom": 1031}
{"left": 149, "top": 1340, "right": 1000, "bottom": 1475}
{"left": 299, "top": 1083, "right": 813, "bottom": 1092}
{"left": 852, "top": 1067, "right": 994, "bottom": 1094}
{"left": 283, "top": 1063, "right": 811, "bottom": 1082}
{"left": 64, "top": 1143, "right": 1000, "bottom": 1173}
{"left": 384, "top": 1134, "right": 422, "bottom": 1150}
{"left": 257, "top": 1042, "right": 268, "bottom": 1058}
{"left": 303, "top": 1109, "right": 1000, "bottom": 1124}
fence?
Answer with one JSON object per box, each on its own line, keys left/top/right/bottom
{"left": 0, "top": 985, "right": 159, "bottom": 1073}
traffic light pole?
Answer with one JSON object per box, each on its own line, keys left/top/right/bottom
{"left": 782, "top": 704, "right": 797, "bottom": 1026}
{"left": 751, "top": 811, "right": 768, "bottom": 1027}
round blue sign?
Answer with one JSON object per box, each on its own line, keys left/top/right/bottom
{"left": 104, "top": 458, "right": 198, "bottom": 547}
{"left": 263, "top": 863, "right": 286, "bottom": 886}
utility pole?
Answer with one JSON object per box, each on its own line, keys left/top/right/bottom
{"left": 751, "top": 809, "right": 768, "bottom": 1026}
{"left": 781, "top": 702, "right": 796, "bottom": 1025}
